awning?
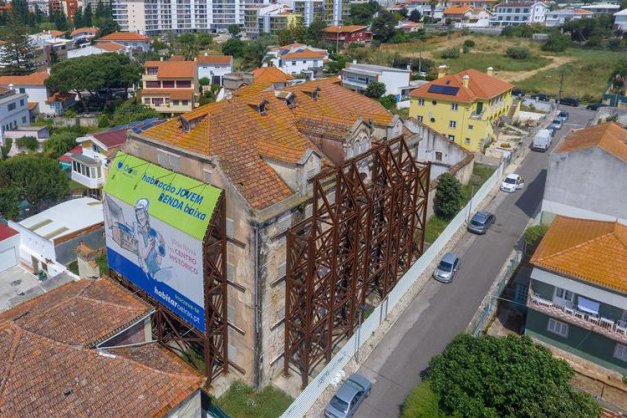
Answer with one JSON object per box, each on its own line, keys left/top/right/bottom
{"left": 577, "top": 297, "right": 600, "bottom": 315}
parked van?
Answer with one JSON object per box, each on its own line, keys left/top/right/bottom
{"left": 532, "top": 129, "right": 552, "bottom": 152}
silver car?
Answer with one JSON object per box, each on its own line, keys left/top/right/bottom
{"left": 324, "top": 374, "right": 372, "bottom": 418}
{"left": 467, "top": 211, "right": 495, "bottom": 235}
{"left": 433, "top": 252, "right": 460, "bottom": 283}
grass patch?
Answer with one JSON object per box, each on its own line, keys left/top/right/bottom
{"left": 439, "top": 52, "right": 550, "bottom": 73}
{"left": 69, "top": 180, "right": 87, "bottom": 194}
{"left": 216, "top": 381, "right": 293, "bottom": 418}
{"left": 401, "top": 381, "right": 445, "bottom": 418}
{"left": 424, "top": 215, "right": 450, "bottom": 244}
{"left": 516, "top": 48, "right": 625, "bottom": 100}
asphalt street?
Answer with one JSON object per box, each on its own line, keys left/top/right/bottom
{"left": 352, "top": 106, "right": 595, "bottom": 418}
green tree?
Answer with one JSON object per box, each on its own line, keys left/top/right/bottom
{"left": 107, "top": 98, "right": 161, "bottom": 126}
{"left": 427, "top": 334, "right": 600, "bottom": 418}
{"left": 371, "top": 10, "right": 398, "bottom": 43}
{"left": 609, "top": 59, "right": 627, "bottom": 94}
{"left": 434, "top": 173, "right": 463, "bottom": 220}
{"left": 379, "top": 95, "right": 396, "bottom": 111}
{"left": 0, "top": 16, "right": 36, "bottom": 76}
{"left": 42, "top": 128, "right": 84, "bottom": 158}
{"left": 222, "top": 38, "right": 245, "bottom": 58}
{"left": 347, "top": 0, "right": 380, "bottom": 25}
{"left": 0, "top": 155, "right": 70, "bottom": 212}
{"left": 0, "top": 138, "right": 13, "bottom": 159}
{"left": 177, "top": 32, "right": 198, "bottom": 60}
{"left": 440, "top": 47, "right": 460, "bottom": 59}
{"left": 97, "top": 18, "right": 120, "bottom": 37}
{"left": 16, "top": 136, "right": 39, "bottom": 152}
{"left": 241, "top": 36, "right": 273, "bottom": 70}
{"left": 542, "top": 32, "right": 570, "bottom": 52}
{"left": 523, "top": 224, "right": 549, "bottom": 255}
{"left": 84, "top": 4, "right": 93, "bottom": 26}
{"left": 197, "top": 33, "right": 213, "bottom": 48}
{"left": 463, "top": 39, "right": 475, "bottom": 48}
{"left": 365, "top": 81, "right": 386, "bottom": 98}
{"left": 227, "top": 24, "right": 241, "bottom": 37}
{"left": 305, "top": 18, "right": 326, "bottom": 46}
{"left": 408, "top": 9, "right": 422, "bottom": 22}
{"left": 0, "top": 186, "right": 20, "bottom": 219}
{"left": 95, "top": 0, "right": 106, "bottom": 19}
{"left": 73, "top": 7, "right": 84, "bottom": 29}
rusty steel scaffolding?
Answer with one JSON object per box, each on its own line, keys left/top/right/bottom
{"left": 112, "top": 194, "right": 228, "bottom": 387}
{"left": 284, "top": 137, "right": 430, "bottom": 387}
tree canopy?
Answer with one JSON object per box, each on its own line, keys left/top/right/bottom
{"left": 371, "top": 10, "right": 399, "bottom": 43}
{"left": 434, "top": 173, "right": 463, "bottom": 220}
{"left": 347, "top": 1, "right": 380, "bottom": 25}
{"left": 365, "top": 81, "right": 386, "bottom": 98}
{"left": 0, "top": 16, "right": 36, "bottom": 76}
{"left": 426, "top": 334, "right": 600, "bottom": 418}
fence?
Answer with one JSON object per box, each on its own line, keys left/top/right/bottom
{"left": 280, "top": 161, "right": 505, "bottom": 418}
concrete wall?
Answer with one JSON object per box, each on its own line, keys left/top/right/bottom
{"left": 543, "top": 147, "right": 627, "bottom": 223}
{"left": 378, "top": 70, "right": 411, "bottom": 98}
{"left": 0, "top": 233, "right": 20, "bottom": 272}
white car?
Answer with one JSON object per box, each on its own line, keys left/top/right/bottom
{"left": 501, "top": 174, "right": 525, "bottom": 193}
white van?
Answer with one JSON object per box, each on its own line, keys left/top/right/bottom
{"left": 531, "top": 129, "right": 552, "bottom": 152}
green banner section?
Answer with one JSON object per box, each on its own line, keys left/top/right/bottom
{"left": 104, "top": 152, "right": 221, "bottom": 240}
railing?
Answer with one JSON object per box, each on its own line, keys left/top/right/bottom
{"left": 528, "top": 292, "right": 627, "bottom": 343}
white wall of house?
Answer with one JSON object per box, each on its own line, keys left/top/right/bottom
{"left": 198, "top": 64, "right": 232, "bottom": 83}
{"left": 279, "top": 58, "right": 323, "bottom": 76}
{"left": 0, "top": 233, "right": 20, "bottom": 273}
{"left": 0, "top": 91, "right": 29, "bottom": 132}
{"left": 8, "top": 221, "right": 56, "bottom": 269}
{"left": 378, "top": 69, "right": 411, "bottom": 99}
{"left": 13, "top": 86, "right": 56, "bottom": 115}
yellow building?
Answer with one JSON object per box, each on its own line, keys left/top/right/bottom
{"left": 409, "top": 66, "right": 513, "bottom": 152}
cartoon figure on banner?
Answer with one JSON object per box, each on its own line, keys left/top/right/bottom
{"left": 134, "top": 198, "right": 172, "bottom": 283}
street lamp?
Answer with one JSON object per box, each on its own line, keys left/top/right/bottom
{"left": 355, "top": 304, "right": 370, "bottom": 363}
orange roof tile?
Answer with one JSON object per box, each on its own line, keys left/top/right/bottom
{"left": 410, "top": 68, "right": 513, "bottom": 103}
{"left": 45, "top": 91, "right": 75, "bottom": 104}
{"left": 282, "top": 49, "right": 327, "bottom": 60}
{"left": 141, "top": 88, "right": 194, "bottom": 100}
{"left": 97, "top": 31, "right": 150, "bottom": 42}
{"left": 0, "top": 70, "right": 49, "bottom": 87}
{"left": 252, "top": 66, "right": 294, "bottom": 83}
{"left": 323, "top": 25, "right": 368, "bottom": 33}
{"left": 196, "top": 55, "right": 233, "bottom": 65}
{"left": 71, "top": 26, "right": 99, "bottom": 36}
{"left": 48, "top": 30, "right": 65, "bottom": 37}
{"left": 531, "top": 216, "right": 627, "bottom": 294}
{"left": 145, "top": 60, "right": 196, "bottom": 78}
{"left": 27, "top": 101, "right": 38, "bottom": 110}
{"left": 95, "top": 41, "right": 124, "bottom": 52}
{"left": 444, "top": 5, "right": 472, "bottom": 14}
{"left": 555, "top": 122, "right": 627, "bottom": 163}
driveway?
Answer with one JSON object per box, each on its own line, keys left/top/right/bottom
{"left": 351, "top": 105, "right": 594, "bottom": 418}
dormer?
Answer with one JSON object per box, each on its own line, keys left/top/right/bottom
{"left": 302, "top": 86, "right": 320, "bottom": 101}
{"left": 275, "top": 90, "right": 296, "bottom": 108}
{"left": 247, "top": 98, "right": 269, "bottom": 115}
{"left": 179, "top": 114, "right": 205, "bottom": 132}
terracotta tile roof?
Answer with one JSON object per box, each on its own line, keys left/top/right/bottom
{"left": 324, "top": 25, "right": 368, "bottom": 33}
{"left": 45, "top": 91, "right": 75, "bottom": 104}
{"left": 95, "top": 41, "right": 125, "bottom": 52}
{"left": 274, "top": 43, "right": 306, "bottom": 50}
{"left": 0, "top": 224, "right": 18, "bottom": 241}
{"left": 92, "top": 128, "right": 128, "bottom": 148}
{"left": 98, "top": 31, "right": 150, "bottom": 42}
{"left": 252, "top": 66, "right": 294, "bottom": 83}
{"left": 282, "top": 49, "right": 327, "bottom": 60}
{"left": 410, "top": 68, "right": 513, "bottom": 103}
{"left": 141, "top": 88, "right": 194, "bottom": 100}
{"left": 0, "top": 322, "right": 203, "bottom": 417}
{"left": 27, "top": 101, "right": 38, "bottom": 110}
{"left": 140, "top": 77, "right": 393, "bottom": 210}
{"left": 0, "top": 278, "right": 151, "bottom": 347}
{"left": 145, "top": 60, "right": 196, "bottom": 78}
{"left": 444, "top": 5, "right": 472, "bottom": 14}
{"left": 554, "top": 123, "right": 627, "bottom": 163}
{"left": 574, "top": 8, "right": 593, "bottom": 14}
{"left": 71, "top": 27, "right": 99, "bottom": 37}
{"left": 48, "top": 30, "right": 65, "bottom": 37}
{"left": 196, "top": 55, "right": 233, "bottom": 65}
{"left": 0, "top": 70, "right": 49, "bottom": 87}
{"left": 531, "top": 216, "right": 627, "bottom": 294}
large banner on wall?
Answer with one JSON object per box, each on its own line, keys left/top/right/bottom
{"left": 103, "top": 152, "right": 221, "bottom": 332}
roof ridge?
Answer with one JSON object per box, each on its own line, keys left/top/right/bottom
{"left": 0, "top": 323, "right": 22, "bottom": 402}
{"left": 535, "top": 228, "right": 615, "bottom": 263}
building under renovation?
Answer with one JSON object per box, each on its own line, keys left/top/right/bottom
{"left": 111, "top": 74, "right": 430, "bottom": 388}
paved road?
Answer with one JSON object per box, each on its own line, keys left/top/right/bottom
{"left": 353, "top": 106, "right": 594, "bottom": 418}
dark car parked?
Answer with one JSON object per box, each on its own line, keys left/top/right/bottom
{"left": 586, "top": 103, "right": 607, "bottom": 111}
{"left": 511, "top": 88, "right": 525, "bottom": 97}
{"left": 559, "top": 97, "right": 579, "bottom": 107}
{"left": 532, "top": 93, "right": 550, "bottom": 102}
{"left": 467, "top": 211, "right": 495, "bottom": 235}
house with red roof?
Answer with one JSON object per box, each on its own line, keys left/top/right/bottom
{"left": 67, "top": 41, "right": 126, "bottom": 59}
{"left": 141, "top": 59, "right": 198, "bottom": 114}
{"left": 264, "top": 43, "right": 328, "bottom": 79}
{"left": 323, "top": 25, "right": 373, "bottom": 46}
{"left": 196, "top": 54, "right": 233, "bottom": 85}
{"left": 70, "top": 26, "right": 99, "bottom": 42}
{"left": 443, "top": 5, "right": 492, "bottom": 27}
{"left": 0, "top": 71, "right": 75, "bottom": 116}
{"left": 0, "top": 223, "right": 19, "bottom": 273}
{"left": 95, "top": 31, "right": 151, "bottom": 53}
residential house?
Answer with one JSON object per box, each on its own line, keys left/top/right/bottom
{"left": 141, "top": 59, "right": 198, "bottom": 114}
{"left": 545, "top": 8, "right": 593, "bottom": 27}
{"left": 28, "top": 30, "right": 75, "bottom": 66}
{"left": 490, "top": 1, "right": 549, "bottom": 27}
{"left": 580, "top": 3, "right": 620, "bottom": 15}
{"left": 396, "top": 19, "right": 424, "bottom": 32}
{"left": 0, "top": 71, "right": 75, "bottom": 116}
{"left": 443, "top": 5, "right": 492, "bottom": 27}
{"left": 525, "top": 216, "right": 627, "bottom": 375}
{"left": 95, "top": 31, "right": 151, "bottom": 53}
{"left": 196, "top": 54, "right": 233, "bottom": 85}
{"left": 400, "top": 0, "right": 445, "bottom": 19}
{"left": 0, "top": 277, "right": 205, "bottom": 415}
{"left": 342, "top": 63, "right": 411, "bottom": 102}
{"left": 448, "top": 0, "right": 499, "bottom": 9}
{"left": 0, "top": 87, "right": 29, "bottom": 133}
{"left": 614, "top": 9, "right": 627, "bottom": 31}
{"left": 409, "top": 66, "right": 513, "bottom": 152}
{"left": 66, "top": 41, "right": 126, "bottom": 59}
{"left": 70, "top": 26, "right": 99, "bottom": 42}
{"left": 264, "top": 43, "right": 328, "bottom": 78}
{"left": 120, "top": 76, "right": 400, "bottom": 385}
{"left": 323, "top": 25, "right": 373, "bottom": 46}
{"left": 542, "top": 122, "right": 627, "bottom": 224}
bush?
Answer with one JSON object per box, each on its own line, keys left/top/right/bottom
{"left": 379, "top": 95, "right": 397, "bottom": 111}
{"left": 440, "top": 48, "right": 460, "bottom": 59}
{"left": 607, "top": 38, "right": 622, "bottom": 50}
{"left": 98, "top": 114, "right": 110, "bottom": 128}
{"left": 542, "top": 32, "right": 570, "bottom": 52}
{"left": 523, "top": 224, "right": 549, "bottom": 254}
{"left": 0, "top": 138, "right": 13, "bottom": 159}
{"left": 506, "top": 46, "right": 530, "bottom": 60}
{"left": 402, "top": 381, "right": 445, "bottom": 418}
{"left": 434, "top": 173, "right": 463, "bottom": 220}
{"left": 16, "top": 136, "right": 39, "bottom": 152}
{"left": 463, "top": 39, "right": 475, "bottom": 48}
{"left": 365, "top": 81, "right": 386, "bottom": 99}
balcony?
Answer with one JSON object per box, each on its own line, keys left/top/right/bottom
{"left": 528, "top": 292, "right": 627, "bottom": 344}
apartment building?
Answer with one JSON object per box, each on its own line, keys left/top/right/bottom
{"left": 141, "top": 59, "right": 198, "bottom": 114}
{"left": 489, "top": 1, "right": 549, "bottom": 27}
{"left": 409, "top": 66, "right": 513, "bottom": 152}
{"left": 0, "top": 87, "right": 29, "bottom": 133}
{"left": 544, "top": 8, "right": 593, "bottom": 27}
{"left": 264, "top": 43, "right": 327, "bottom": 78}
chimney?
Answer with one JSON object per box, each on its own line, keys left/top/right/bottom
{"left": 487, "top": 66, "right": 494, "bottom": 77}
{"left": 437, "top": 65, "right": 448, "bottom": 79}
{"left": 463, "top": 74, "right": 470, "bottom": 88}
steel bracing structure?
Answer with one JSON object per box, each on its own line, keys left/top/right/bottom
{"left": 112, "top": 194, "right": 228, "bottom": 386}
{"left": 284, "top": 137, "right": 430, "bottom": 387}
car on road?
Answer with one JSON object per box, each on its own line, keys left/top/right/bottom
{"left": 559, "top": 97, "right": 579, "bottom": 107}
{"left": 325, "top": 374, "right": 372, "bottom": 418}
{"left": 532, "top": 129, "right": 553, "bottom": 152}
{"left": 586, "top": 103, "right": 607, "bottom": 111}
{"left": 511, "top": 88, "right": 525, "bottom": 97}
{"left": 531, "top": 93, "right": 550, "bottom": 102}
{"left": 468, "top": 211, "right": 495, "bottom": 235}
{"left": 500, "top": 174, "right": 525, "bottom": 193}
{"left": 433, "top": 252, "right": 460, "bottom": 283}
{"left": 550, "top": 119, "right": 563, "bottom": 130}
{"left": 557, "top": 110, "right": 569, "bottom": 122}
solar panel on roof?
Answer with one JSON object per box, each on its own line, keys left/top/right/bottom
{"left": 428, "top": 85, "right": 460, "bottom": 95}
